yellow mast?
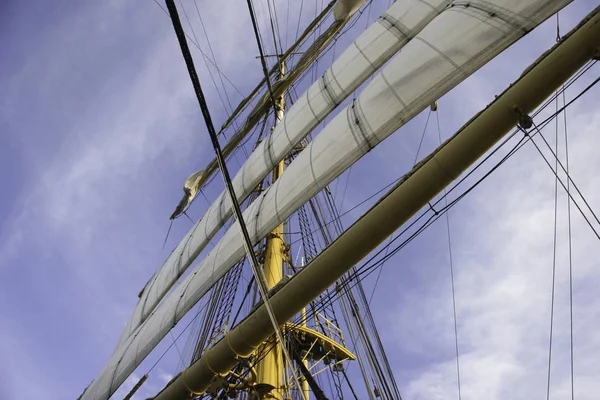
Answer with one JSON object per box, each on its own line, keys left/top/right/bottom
{"left": 256, "top": 61, "right": 286, "bottom": 397}
{"left": 300, "top": 270, "right": 310, "bottom": 399}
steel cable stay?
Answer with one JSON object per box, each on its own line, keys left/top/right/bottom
{"left": 177, "top": 0, "right": 236, "bottom": 140}
{"left": 192, "top": 0, "right": 239, "bottom": 120}
{"left": 307, "top": 170, "right": 403, "bottom": 398}
{"left": 436, "top": 108, "right": 462, "bottom": 400}
{"left": 152, "top": 0, "right": 244, "bottom": 97}
{"left": 546, "top": 78, "right": 563, "bottom": 400}
{"left": 563, "top": 84, "right": 575, "bottom": 400}
{"left": 366, "top": 104, "right": 439, "bottom": 308}
{"left": 524, "top": 127, "right": 600, "bottom": 242}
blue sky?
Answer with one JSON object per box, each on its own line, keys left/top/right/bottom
{"left": 1, "top": 1, "right": 599, "bottom": 399}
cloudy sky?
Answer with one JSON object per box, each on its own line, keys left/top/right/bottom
{"left": 1, "top": 0, "right": 599, "bottom": 399}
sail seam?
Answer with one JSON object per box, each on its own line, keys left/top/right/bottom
{"left": 379, "top": 13, "right": 411, "bottom": 41}
{"left": 349, "top": 99, "right": 375, "bottom": 152}
{"left": 380, "top": 71, "right": 408, "bottom": 110}
{"left": 352, "top": 41, "right": 379, "bottom": 83}
{"left": 414, "top": 36, "right": 464, "bottom": 74}
{"left": 449, "top": 1, "right": 529, "bottom": 33}
{"left": 320, "top": 71, "right": 341, "bottom": 108}
{"left": 253, "top": 193, "right": 268, "bottom": 241}
{"left": 304, "top": 88, "right": 322, "bottom": 127}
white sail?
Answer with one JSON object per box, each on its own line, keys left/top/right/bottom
{"left": 81, "top": 1, "right": 570, "bottom": 398}
{"left": 116, "top": 0, "right": 450, "bottom": 349}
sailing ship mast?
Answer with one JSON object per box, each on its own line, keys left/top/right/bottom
{"left": 256, "top": 58, "right": 286, "bottom": 399}
{"left": 79, "top": 1, "right": 600, "bottom": 399}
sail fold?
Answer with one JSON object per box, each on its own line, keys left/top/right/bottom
{"left": 82, "top": 1, "right": 570, "bottom": 399}
{"left": 117, "top": 0, "right": 450, "bottom": 350}
{"left": 334, "top": 0, "right": 367, "bottom": 20}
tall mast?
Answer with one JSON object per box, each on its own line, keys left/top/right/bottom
{"left": 256, "top": 59, "right": 286, "bottom": 397}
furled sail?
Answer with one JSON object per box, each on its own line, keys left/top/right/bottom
{"left": 170, "top": 0, "right": 363, "bottom": 219}
{"left": 169, "top": 170, "right": 204, "bottom": 219}
{"left": 81, "top": 1, "right": 570, "bottom": 398}
{"left": 117, "top": 0, "right": 450, "bottom": 350}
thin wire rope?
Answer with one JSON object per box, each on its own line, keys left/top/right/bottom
{"left": 366, "top": 107, "right": 434, "bottom": 307}
{"left": 532, "top": 123, "right": 600, "bottom": 235}
{"left": 192, "top": 0, "right": 243, "bottom": 143}
{"left": 295, "top": 0, "right": 305, "bottom": 42}
{"left": 366, "top": 235, "right": 393, "bottom": 306}
{"left": 266, "top": 0, "right": 283, "bottom": 55}
{"left": 414, "top": 109, "right": 432, "bottom": 165}
{"left": 246, "top": 0, "right": 278, "bottom": 112}
{"left": 178, "top": 0, "right": 232, "bottom": 132}
{"left": 524, "top": 130, "right": 600, "bottom": 241}
{"left": 152, "top": 0, "right": 244, "bottom": 97}
{"left": 285, "top": 0, "right": 290, "bottom": 49}
{"left": 339, "top": 165, "right": 353, "bottom": 212}
{"left": 563, "top": 86, "right": 575, "bottom": 400}
{"left": 147, "top": 300, "right": 210, "bottom": 374}
{"left": 437, "top": 110, "right": 462, "bottom": 400}
{"left": 546, "top": 88, "right": 560, "bottom": 400}
{"left": 169, "top": 331, "right": 186, "bottom": 368}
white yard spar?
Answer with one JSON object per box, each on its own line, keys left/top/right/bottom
{"left": 81, "top": 1, "right": 571, "bottom": 398}
{"left": 117, "top": 0, "right": 451, "bottom": 348}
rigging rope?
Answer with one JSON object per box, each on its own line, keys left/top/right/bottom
{"left": 152, "top": 0, "right": 243, "bottom": 96}
{"left": 526, "top": 126, "right": 600, "bottom": 240}
{"left": 436, "top": 109, "right": 462, "bottom": 400}
{"left": 563, "top": 85, "right": 575, "bottom": 400}
{"left": 546, "top": 88, "right": 560, "bottom": 400}
{"left": 178, "top": 0, "right": 233, "bottom": 133}
{"left": 367, "top": 105, "right": 436, "bottom": 306}
{"left": 414, "top": 109, "right": 432, "bottom": 165}
{"left": 245, "top": 0, "right": 278, "bottom": 113}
